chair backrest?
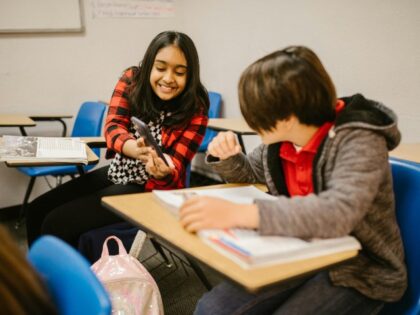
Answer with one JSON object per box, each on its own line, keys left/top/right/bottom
{"left": 199, "top": 91, "right": 222, "bottom": 152}
{"left": 71, "top": 101, "right": 107, "bottom": 137}
{"left": 382, "top": 158, "right": 420, "bottom": 314}
{"left": 28, "top": 236, "right": 112, "bottom": 315}
{"left": 70, "top": 101, "right": 107, "bottom": 157}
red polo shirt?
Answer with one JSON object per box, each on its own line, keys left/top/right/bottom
{"left": 279, "top": 101, "right": 344, "bottom": 196}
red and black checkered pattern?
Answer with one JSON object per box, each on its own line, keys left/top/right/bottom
{"left": 104, "top": 69, "right": 208, "bottom": 191}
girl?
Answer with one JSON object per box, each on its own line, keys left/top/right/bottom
{"left": 0, "top": 225, "right": 57, "bottom": 315}
{"left": 26, "top": 31, "right": 209, "bottom": 248}
{"left": 179, "top": 46, "right": 406, "bottom": 314}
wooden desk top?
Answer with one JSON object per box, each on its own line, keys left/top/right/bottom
{"left": 0, "top": 114, "right": 36, "bottom": 127}
{"left": 390, "top": 143, "right": 420, "bottom": 164}
{"left": 29, "top": 114, "right": 73, "bottom": 120}
{"left": 208, "top": 118, "right": 256, "bottom": 135}
{"left": 102, "top": 184, "right": 358, "bottom": 292}
{"left": 80, "top": 136, "right": 106, "bottom": 148}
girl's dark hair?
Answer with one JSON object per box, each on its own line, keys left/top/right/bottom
{"left": 0, "top": 225, "right": 57, "bottom": 315}
{"left": 127, "top": 31, "right": 209, "bottom": 127}
{"left": 238, "top": 46, "right": 337, "bottom": 133}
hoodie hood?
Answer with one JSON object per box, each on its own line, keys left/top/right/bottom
{"left": 336, "top": 94, "right": 401, "bottom": 151}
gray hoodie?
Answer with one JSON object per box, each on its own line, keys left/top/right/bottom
{"left": 206, "top": 94, "right": 407, "bottom": 302}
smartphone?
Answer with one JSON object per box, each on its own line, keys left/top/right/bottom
{"left": 130, "top": 116, "right": 169, "bottom": 166}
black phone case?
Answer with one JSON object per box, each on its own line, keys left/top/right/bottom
{"left": 130, "top": 117, "right": 169, "bottom": 166}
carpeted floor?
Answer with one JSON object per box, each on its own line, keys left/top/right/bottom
{"left": 138, "top": 239, "right": 223, "bottom": 315}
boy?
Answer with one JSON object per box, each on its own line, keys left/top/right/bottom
{"left": 179, "top": 46, "right": 407, "bottom": 314}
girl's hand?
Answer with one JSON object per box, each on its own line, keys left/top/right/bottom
{"left": 135, "top": 137, "right": 153, "bottom": 163}
{"left": 122, "top": 137, "right": 153, "bottom": 162}
{"left": 179, "top": 196, "right": 259, "bottom": 233}
{"left": 207, "top": 131, "right": 242, "bottom": 160}
{"left": 145, "top": 151, "right": 175, "bottom": 179}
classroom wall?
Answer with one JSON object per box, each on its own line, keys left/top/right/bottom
{"left": 1, "top": 0, "right": 419, "bottom": 208}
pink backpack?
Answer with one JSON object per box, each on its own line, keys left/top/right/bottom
{"left": 91, "top": 235, "right": 164, "bottom": 315}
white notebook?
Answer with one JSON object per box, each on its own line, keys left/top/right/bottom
{"left": 153, "top": 185, "right": 277, "bottom": 217}
{"left": 153, "top": 185, "right": 361, "bottom": 269}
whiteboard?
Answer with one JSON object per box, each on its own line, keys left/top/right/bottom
{"left": 0, "top": 0, "right": 84, "bottom": 33}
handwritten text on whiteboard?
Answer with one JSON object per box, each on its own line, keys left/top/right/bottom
{"left": 91, "top": 0, "right": 175, "bottom": 18}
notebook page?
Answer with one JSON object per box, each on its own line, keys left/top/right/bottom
{"left": 37, "top": 137, "right": 86, "bottom": 158}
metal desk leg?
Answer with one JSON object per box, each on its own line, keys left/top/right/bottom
{"left": 186, "top": 257, "right": 213, "bottom": 291}
{"left": 57, "top": 119, "right": 68, "bottom": 137}
{"left": 19, "top": 126, "right": 28, "bottom": 136}
{"left": 15, "top": 177, "right": 36, "bottom": 229}
{"left": 77, "top": 165, "right": 85, "bottom": 175}
{"left": 150, "top": 237, "right": 172, "bottom": 267}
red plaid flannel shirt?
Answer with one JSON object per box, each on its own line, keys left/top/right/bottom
{"left": 104, "top": 69, "right": 208, "bottom": 191}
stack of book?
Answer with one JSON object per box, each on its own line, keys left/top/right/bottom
{"left": 198, "top": 228, "right": 360, "bottom": 268}
{"left": 153, "top": 185, "right": 361, "bottom": 268}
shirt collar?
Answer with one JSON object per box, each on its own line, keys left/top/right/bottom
{"left": 281, "top": 100, "right": 345, "bottom": 155}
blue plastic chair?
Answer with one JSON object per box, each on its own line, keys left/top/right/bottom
{"left": 381, "top": 158, "right": 420, "bottom": 315}
{"left": 28, "top": 235, "right": 112, "bottom": 315}
{"left": 199, "top": 91, "right": 222, "bottom": 153}
{"left": 17, "top": 101, "right": 107, "bottom": 221}
{"left": 185, "top": 91, "right": 222, "bottom": 187}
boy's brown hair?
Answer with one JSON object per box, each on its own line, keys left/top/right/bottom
{"left": 238, "top": 46, "right": 337, "bottom": 133}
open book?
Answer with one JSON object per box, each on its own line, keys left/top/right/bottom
{"left": 0, "top": 135, "right": 88, "bottom": 164}
{"left": 153, "top": 185, "right": 277, "bottom": 217}
{"left": 153, "top": 185, "right": 361, "bottom": 268}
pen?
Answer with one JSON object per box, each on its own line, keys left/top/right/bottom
{"left": 223, "top": 228, "right": 238, "bottom": 239}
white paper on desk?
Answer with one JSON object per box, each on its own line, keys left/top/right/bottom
{"left": 152, "top": 185, "right": 277, "bottom": 217}
{"left": 36, "top": 137, "right": 86, "bottom": 158}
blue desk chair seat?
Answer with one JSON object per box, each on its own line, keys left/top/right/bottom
{"left": 28, "top": 235, "right": 112, "bottom": 315}
{"left": 17, "top": 101, "right": 107, "bottom": 222}
{"left": 381, "top": 158, "right": 420, "bottom": 315}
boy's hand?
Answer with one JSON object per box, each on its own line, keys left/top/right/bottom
{"left": 145, "top": 151, "right": 175, "bottom": 179}
{"left": 207, "top": 131, "right": 242, "bottom": 160}
{"left": 179, "top": 196, "right": 259, "bottom": 232}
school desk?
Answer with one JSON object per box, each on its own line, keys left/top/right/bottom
{"left": 3, "top": 141, "right": 99, "bottom": 175}
{"left": 0, "top": 114, "right": 36, "bottom": 136}
{"left": 80, "top": 136, "right": 107, "bottom": 148}
{"left": 101, "top": 183, "right": 358, "bottom": 293}
{"left": 29, "top": 114, "right": 73, "bottom": 137}
{"left": 390, "top": 143, "right": 420, "bottom": 164}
